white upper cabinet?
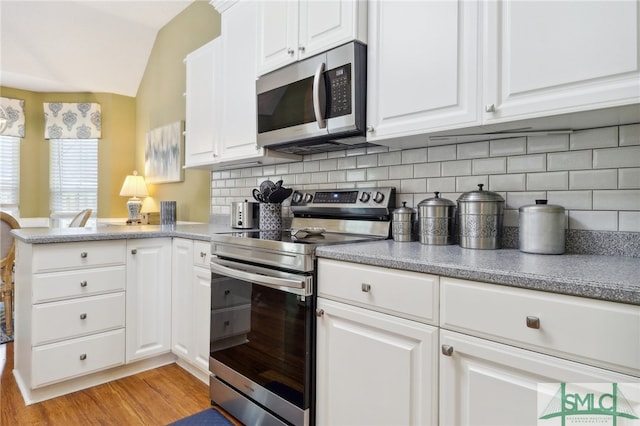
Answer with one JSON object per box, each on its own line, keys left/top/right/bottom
{"left": 257, "top": 0, "right": 367, "bottom": 76}
{"left": 366, "top": 0, "right": 480, "bottom": 142}
{"left": 483, "top": 0, "right": 640, "bottom": 123}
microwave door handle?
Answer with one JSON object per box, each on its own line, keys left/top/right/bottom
{"left": 211, "top": 261, "right": 306, "bottom": 292}
{"left": 313, "top": 61, "right": 327, "bottom": 129}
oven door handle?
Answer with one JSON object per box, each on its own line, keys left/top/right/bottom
{"left": 211, "top": 261, "right": 308, "bottom": 293}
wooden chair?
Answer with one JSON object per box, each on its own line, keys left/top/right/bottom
{"left": 1, "top": 212, "right": 20, "bottom": 336}
{"left": 69, "top": 209, "right": 92, "bottom": 227}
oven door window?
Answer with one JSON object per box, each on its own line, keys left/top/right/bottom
{"left": 210, "top": 272, "right": 312, "bottom": 409}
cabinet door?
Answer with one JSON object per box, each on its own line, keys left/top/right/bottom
{"left": 256, "top": 0, "right": 298, "bottom": 76}
{"left": 483, "top": 0, "right": 640, "bottom": 123}
{"left": 126, "top": 238, "right": 172, "bottom": 362}
{"left": 219, "top": 1, "right": 262, "bottom": 161}
{"left": 366, "top": 0, "right": 480, "bottom": 142}
{"left": 184, "top": 39, "right": 222, "bottom": 167}
{"left": 316, "top": 298, "right": 438, "bottom": 426}
{"left": 440, "top": 330, "right": 639, "bottom": 426}
{"left": 171, "top": 238, "right": 193, "bottom": 360}
{"left": 193, "top": 266, "right": 212, "bottom": 373}
{"left": 298, "top": 0, "right": 363, "bottom": 60}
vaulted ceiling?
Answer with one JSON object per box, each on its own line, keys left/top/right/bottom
{"left": 0, "top": 0, "right": 194, "bottom": 97}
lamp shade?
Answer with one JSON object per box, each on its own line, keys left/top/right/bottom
{"left": 120, "top": 171, "right": 149, "bottom": 198}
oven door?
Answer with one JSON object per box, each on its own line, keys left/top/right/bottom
{"left": 210, "top": 257, "right": 314, "bottom": 426}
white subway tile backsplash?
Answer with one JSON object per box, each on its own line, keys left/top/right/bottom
{"left": 428, "top": 145, "right": 456, "bottom": 162}
{"left": 401, "top": 178, "right": 427, "bottom": 194}
{"left": 457, "top": 141, "right": 489, "bottom": 159}
{"left": 569, "top": 210, "right": 618, "bottom": 231}
{"left": 570, "top": 127, "right": 618, "bottom": 150}
{"left": 319, "top": 159, "right": 338, "bottom": 172}
{"left": 379, "top": 151, "right": 402, "bottom": 166}
{"left": 527, "top": 171, "right": 568, "bottom": 190}
{"left": 569, "top": 169, "right": 617, "bottom": 190}
{"left": 473, "top": 157, "right": 506, "bottom": 175}
{"left": 327, "top": 150, "right": 347, "bottom": 159}
{"left": 506, "top": 192, "right": 547, "bottom": 209}
{"left": 547, "top": 150, "right": 592, "bottom": 171}
{"left": 328, "top": 170, "right": 347, "bottom": 182}
{"left": 490, "top": 174, "right": 526, "bottom": 191}
{"left": 508, "top": 154, "right": 546, "bottom": 173}
{"left": 619, "top": 211, "right": 640, "bottom": 232}
{"left": 367, "top": 167, "right": 389, "bottom": 181}
{"left": 389, "top": 164, "right": 413, "bottom": 179}
{"left": 594, "top": 146, "right": 640, "bottom": 169}
{"left": 527, "top": 134, "right": 569, "bottom": 153}
{"left": 337, "top": 156, "right": 357, "bottom": 170}
{"left": 262, "top": 165, "right": 276, "bottom": 176}
{"left": 414, "top": 162, "right": 441, "bottom": 178}
{"left": 620, "top": 123, "right": 640, "bottom": 146}
{"left": 503, "top": 209, "right": 519, "bottom": 227}
{"left": 366, "top": 145, "right": 390, "bottom": 154}
{"left": 303, "top": 161, "right": 320, "bottom": 173}
{"left": 593, "top": 190, "right": 640, "bottom": 211}
{"left": 288, "top": 162, "right": 304, "bottom": 174}
{"left": 427, "top": 177, "right": 456, "bottom": 193}
{"left": 402, "top": 148, "right": 428, "bottom": 164}
{"left": 357, "top": 154, "right": 378, "bottom": 168}
{"left": 619, "top": 168, "right": 640, "bottom": 189}
{"left": 311, "top": 172, "right": 328, "bottom": 184}
{"left": 490, "top": 138, "right": 526, "bottom": 157}
{"left": 346, "top": 169, "right": 366, "bottom": 181}
{"left": 547, "top": 191, "right": 592, "bottom": 210}
{"left": 296, "top": 173, "right": 311, "bottom": 185}
{"left": 442, "top": 160, "right": 472, "bottom": 177}
{"left": 275, "top": 164, "right": 289, "bottom": 175}
{"left": 457, "top": 176, "right": 487, "bottom": 192}
{"left": 345, "top": 148, "right": 367, "bottom": 157}
{"left": 309, "top": 152, "right": 328, "bottom": 161}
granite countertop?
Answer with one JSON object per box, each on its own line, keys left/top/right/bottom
{"left": 316, "top": 240, "right": 640, "bottom": 306}
{"left": 11, "top": 222, "right": 233, "bottom": 243}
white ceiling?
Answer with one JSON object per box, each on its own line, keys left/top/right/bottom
{"left": 0, "top": 0, "right": 194, "bottom": 97}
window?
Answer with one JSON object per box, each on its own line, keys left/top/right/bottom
{"left": 50, "top": 139, "right": 98, "bottom": 227}
{"left": 0, "top": 135, "right": 20, "bottom": 218}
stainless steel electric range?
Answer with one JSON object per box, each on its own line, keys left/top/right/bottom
{"left": 209, "top": 187, "right": 396, "bottom": 426}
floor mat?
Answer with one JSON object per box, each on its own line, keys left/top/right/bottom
{"left": 168, "top": 408, "right": 235, "bottom": 426}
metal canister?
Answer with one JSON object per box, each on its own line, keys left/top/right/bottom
{"left": 392, "top": 202, "right": 415, "bottom": 242}
{"left": 418, "top": 192, "right": 456, "bottom": 245}
{"left": 519, "top": 200, "right": 565, "bottom": 254}
{"left": 457, "top": 184, "right": 505, "bottom": 249}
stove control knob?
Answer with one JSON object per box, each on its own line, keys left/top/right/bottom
{"left": 359, "top": 192, "right": 371, "bottom": 203}
{"left": 303, "top": 193, "right": 313, "bottom": 203}
{"left": 292, "top": 191, "right": 303, "bottom": 204}
{"left": 373, "top": 191, "right": 385, "bottom": 204}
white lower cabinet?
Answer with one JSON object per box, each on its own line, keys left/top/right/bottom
{"left": 126, "top": 238, "right": 172, "bottom": 362}
{"left": 171, "top": 238, "right": 211, "bottom": 378}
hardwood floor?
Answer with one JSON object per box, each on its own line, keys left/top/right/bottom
{"left": 0, "top": 342, "right": 242, "bottom": 425}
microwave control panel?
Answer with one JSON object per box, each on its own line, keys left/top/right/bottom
{"left": 327, "top": 64, "right": 352, "bottom": 118}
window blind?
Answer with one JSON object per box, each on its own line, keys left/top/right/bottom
{"left": 50, "top": 139, "right": 98, "bottom": 222}
{"left": 0, "top": 135, "right": 20, "bottom": 217}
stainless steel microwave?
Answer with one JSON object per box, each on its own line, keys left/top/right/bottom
{"left": 256, "top": 41, "right": 368, "bottom": 154}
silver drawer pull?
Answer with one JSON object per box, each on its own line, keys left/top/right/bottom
{"left": 361, "top": 283, "right": 371, "bottom": 293}
{"left": 80, "top": 280, "right": 88, "bottom": 287}
{"left": 442, "top": 345, "right": 454, "bottom": 356}
{"left": 80, "top": 313, "right": 87, "bottom": 320}
{"left": 79, "top": 353, "right": 87, "bottom": 361}
{"left": 526, "top": 316, "right": 540, "bottom": 329}
{"left": 316, "top": 309, "right": 325, "bottom": 317}
{"left": 131, "top": 249, "right": 137, "bottom": 255}
{"left": 200, "top": 252, "right": 207, "bottom": 258}
{"left": 80, "top": 252, "right": 88, "bottom": 258}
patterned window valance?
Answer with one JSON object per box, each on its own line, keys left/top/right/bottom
{"left": 44, "top": 102, "right": 101, "bottom": 139}
{"left": 0, "top": 96, "right": 26, "bottom": 138}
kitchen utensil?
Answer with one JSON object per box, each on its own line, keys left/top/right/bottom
{"left": 231, "top": 200, "right": 259, "bottom": 229}
{"left": 252, "top": 189, "right": 266, "bottom": 203}
{"left": 268, "top": 187, "right": 293, "bottom": 204}
{"left": 519, "top": 199, "right": 565, "bottom": 254}
{"left": 457, "top": 184, "right": 504, "bottom": 249}
{"left": 392, "top": 201, "right": 415, "bottom": 242}
{"left": 418, "top": 192, "right": 456, "bottom": 245}
{"left": 260, "top": 180, "right": 275, "bottom": 196}
{"left": 290, "top": 227, "right": 326, "bottom": 238}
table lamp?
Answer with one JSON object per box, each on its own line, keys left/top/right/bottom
{"left": 120, "top": 171, "right": 149, "bottom": 223}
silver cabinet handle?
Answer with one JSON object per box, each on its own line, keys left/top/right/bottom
{"left": 442, "top": 345, "right": 454, "bottom": 356}
{"left": 366, "top": 125, "right": 374, "bottom": 133}
{"left": 131, "top": 249, "right": 137, "bottom": 255}
{"left": 80, "top": 252, "right": 88, "bottom": 258}
{"left": 80, "top": 313, "right": 87, "bottom": 320}
{"left": 316, "top": 309, "right": 325, "bottom": 317}
{"left": 361, "top": 283, "right": 371, "bottom": 293}
{"left": 485, "top": 104, "right": 496, "bottom": 113}
{"left": 79, "top": 354, "right": 87, "bottom": 361}
{"left": 287, "top": 48, "right": 295, "bottom": 55}
{"left": 80, "top": 280, "right": 88, "bottom": 287}
{"left": 312, "top": 61, "right": 327, "bottom": 129}
{"left": 298, "top": 46, "right": 306, "bottom": 53}
{"left": 200, "top": 252, "right": 207, "bottom": 258}
{"left": 526, "top": 316, "right": 540, "bottom": 329}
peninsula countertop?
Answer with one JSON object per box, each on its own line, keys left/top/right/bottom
{"left": 316, "top": 240, "right": 640, "bottom": 306}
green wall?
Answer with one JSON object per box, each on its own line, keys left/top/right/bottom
{"left": 0, "top": 0, "right": 220, "bottom": 222}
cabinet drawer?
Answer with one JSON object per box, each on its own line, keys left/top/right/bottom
{"left": 318, "top": 259, "right": 439, "bottom": 324}
{"left": 211, "top": 305, "right": 251, "bottom": 341}
{"left": 32, "top": 292, "right": 125, "bottom": 345}
{"left": 32, "top": 266, "right": 126, "bottom": 303}
{"left": 32, "top": 240, "right": 126, "bottom": 273}
{"left": 441, "top": 277, "right": 640, "bottom": 377}
{"left": 193, "top": 241, "right": 211, "bottom": 268}
{"left": 32, "top": 329, "right": 125, "bottom": 388}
